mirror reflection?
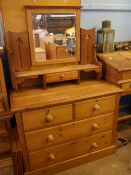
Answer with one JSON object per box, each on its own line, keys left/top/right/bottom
{"left": 32, "top": 13, "right": 76, "bottom": 62}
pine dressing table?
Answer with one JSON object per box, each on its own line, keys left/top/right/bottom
{"left": 0, "top": 0, "right": 122, "bottom": 174}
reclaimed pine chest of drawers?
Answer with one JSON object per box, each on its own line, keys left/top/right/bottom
{"left": 10, "top": 80, "right": 122, "bottom": 175}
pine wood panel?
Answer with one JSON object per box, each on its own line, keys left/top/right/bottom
{"left": 10, "top": 81, "right": 122, "bottom": 112}
{"left": 97, "top": 51, "right": 131, "bottom": 72}
{"left": 25, "top": 113, "right": 113, "bottom": 151}
{"left": 121, "top": 81, "right": 131, "bottom": 91}
{"left": 75, "top": 95, "right": 115, "bottom": 119}
{"left": 46, "top": 71, "right": 78, "bottom": 83}
{"left": 15, "top": 64, "right": 101, "bottom": 78}
{"left": 29, "top": 130, "right": 112, "bottom": 170}
{"left": 22, "top": 104, "right": 72, "bottom": 131}
{"left": 8, "top": 32, "right": 31, "bottom": 71}
{"left": 1, "top": 0, "right": 80, "bottom": 33}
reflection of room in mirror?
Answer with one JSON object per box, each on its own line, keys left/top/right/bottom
{"left": 32, "top": 14, "right": 76, "bottom": 62}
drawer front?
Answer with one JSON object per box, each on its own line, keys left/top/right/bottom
{"left": 22, "top": 104, "right": 72, "bottom": 131}
{"left": 0, "top": 99, "right": 5, "bottom": 113}
{"left": 25, "top": 113, "right": 114, "bottom": 151}
{"left": 75, "top": 95, "right": 116, "bottom": 119}
{"left": 121, "top": 82, "right": 131, "bottom": 91}
{"left": 46, "top": 71, "right": 78, "bottom": 83}
{"left": 0, "top": 137, "right": 10, "bottom": 154}
{"left": 29, "top": 130, "right": 112, "bottom": 170}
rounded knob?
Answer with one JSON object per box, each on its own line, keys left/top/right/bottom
{"left": 60, "top": 74, "right": 65, "bottom": 79}
{"left": 92, "top": 143, "right": 98, "bottom": 148}
{"left": 93, "top": 104, "right": 100, "bottom": 111}
{"left": 92, "top": 123, "right": 99, "bottom": 130}
{"left": 47, "top": 135, "right": 54, "bottom": 142}
{"left": 49, "top": 154, "right": 56, "bottom": 161}
{"left": 46, "top": 114, "right": 53, "bottom": 123}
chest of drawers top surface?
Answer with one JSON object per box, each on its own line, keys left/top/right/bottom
{"left": 10, "top": 80, "right": 122, "bottom": 112}
{"left": 97, "top": 51, "right": 131, "bottom": 72}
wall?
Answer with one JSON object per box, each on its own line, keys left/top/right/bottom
{"left": 81, "top": 0, "right": 131, "bottom": 41}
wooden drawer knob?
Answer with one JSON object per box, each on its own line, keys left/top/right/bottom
{"left": 47, "top": 135, "right": 54, "bottom": 142}
{"left": 93, "top": 104, "right": 100, "bottom": 111}
{"left": 60, "top": 74, "right": 65, "bottom": 79}
{"left": 92, "top": 123, "right": 99, "bottom": 130}
{"left": 92, "top": 143, "right": 98, "bottom": 148}
{"left": 46, "top": 114, "right": 53, "bottom": 123}
{"left": 49, "top": 154, "right": 56, "bottom": 161}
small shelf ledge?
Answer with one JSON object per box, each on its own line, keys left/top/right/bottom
{"left": 15, "top": 64, "right": 101, "bottom": 78}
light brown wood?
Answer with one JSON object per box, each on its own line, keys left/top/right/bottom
{"left": 75, "top": 95, "right": 116, "bottom": 119}
{"left": 22, "top": 104, "right": 72, "bottom": 131}
{"left": 118, "top": 114, "right": 131, "bottom": 122}
{"left": 28, "top": 130, "right": 112, "bottom": 170}
{"left": 8, "top": 31, "right": 31, "bottom": 72}
{"left": 10, "top": 80, "right": 122, "bottom": 112}
{"left": 15, "top": 64, "right": 101, "bottom": 78}
{"left": 46, "top": 71, "right": 78, "bottom": 83}
{"left": 27, "top": 8, "right": 80, "bottom": 66}
{"left": 81, "top": 28, "right": 101, "bottom": 67}
{"left": 15, "top": 112, "right": 30, "bottom": 171}
{"left": 25, "top": 113, "right": 114, "bottom": 151}
{"left": 24, "top": 146, "right": 115, "bottom": 175}
{"left": 121, "top": 81, "right": 131, "bottom": 91}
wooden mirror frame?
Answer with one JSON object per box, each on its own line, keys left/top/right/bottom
{"left": 26, "top": 8, "right": 80, "bottom": 66}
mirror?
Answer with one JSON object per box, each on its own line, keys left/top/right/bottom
{"left": 31, "top": 13, "right": 76, "bottom": 63}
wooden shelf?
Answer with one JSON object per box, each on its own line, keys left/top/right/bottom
{"left": 15, "top": 64, "right": 101, "bottom": 78}
{"left": 0, "top": 154, "right": 12, "bottom": 169}
{"left": 118, "top": 114, "right": 131, "bottom": 122}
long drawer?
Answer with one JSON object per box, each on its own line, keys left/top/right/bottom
{"left": 22, "top": 104, "right": 72, "bottom": 131}
{"left": 25, "top": 113, "right": 114, "bottom": 151}
{"left": 0, "top": 99, "right": 5, "bottom": 113}
{"left": 46, "top": 71, "right": 79, "bottom": 83}
{"left": 75, "top": 95, "right": 116, "bottom": 119}
{"left": 29, "top": 130, "right": 112, "bottom": 170}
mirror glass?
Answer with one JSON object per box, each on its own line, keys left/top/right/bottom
{"left": 32, "top": 13, "right": 76, "bottom": 62}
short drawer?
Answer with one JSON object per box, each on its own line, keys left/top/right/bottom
{"left": 46, "top": 71, "right": 78, "bottom": 83}
{"left": 0, "top": 99, "right": 5, "bottom": 113}
{"left": 22, "top": 104, "right": 72, "bottom": 131}
{"left": 75, "top": 95, "right": 116, "bottom": 119}
{"left": 29, "top": 130, "right": 112, "bottom": 170}
{"left": 25, "top": 113, "right": 114, "bottom": 151}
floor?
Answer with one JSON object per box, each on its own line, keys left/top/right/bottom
{"left": 0, "top": 120, "right": 131, "bottom": 175}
